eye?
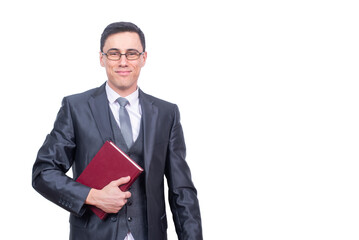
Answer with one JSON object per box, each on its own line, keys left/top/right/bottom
{"left": 127, "top": 51, "right": 139, "bottom": 56}
{"left": 108, "top": 51, "right": 120, "bottom": 56}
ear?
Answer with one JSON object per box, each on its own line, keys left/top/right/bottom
{"left": 99, "top": 52, "right": 105, "bottom": 67}
{"left": 141, "top": 51, "right": 147, "bottom": 67}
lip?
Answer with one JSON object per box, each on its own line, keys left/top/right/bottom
{"left": 115, "top": 70, "right": 131, "bottom": 76}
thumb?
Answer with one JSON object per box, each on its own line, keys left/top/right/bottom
{"left": 112, "top": 176, "right": 131, "bottom": 186}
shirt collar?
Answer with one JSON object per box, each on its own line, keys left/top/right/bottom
{"left": 105, "top": 82, "right": 139, "bottom": 106}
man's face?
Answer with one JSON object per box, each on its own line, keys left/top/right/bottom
{"left": 100, "top": 32, "right": 147, "bottom": 96}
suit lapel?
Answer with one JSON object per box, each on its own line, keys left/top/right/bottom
{"left": 140, "top": 90, "right": 158, "bottom": 179}
{"left": 88, "top": 83, "right": 114, "bottom": 143}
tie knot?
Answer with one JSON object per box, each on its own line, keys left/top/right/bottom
{"left": 117, "top": 97, "right": 129, "bottom": 107}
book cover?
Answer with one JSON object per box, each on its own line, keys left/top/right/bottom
{"left": 76, "top": 141, "right": 144, "bottom": 220}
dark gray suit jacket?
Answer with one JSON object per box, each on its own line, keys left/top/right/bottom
{"left": 32, "top": 83, "right": 202, "bottom": 240}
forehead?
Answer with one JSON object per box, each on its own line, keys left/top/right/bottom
{"left": 103, "top": 32, "right": 143, "bottom": 52}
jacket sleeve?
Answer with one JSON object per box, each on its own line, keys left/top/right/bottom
{"left": 32, "top": 97, "right": 91, "bottom": 216}
{"left": 165, "top": 105, "right": 203, "bottom": 240}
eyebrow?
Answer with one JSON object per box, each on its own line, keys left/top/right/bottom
{"left": 107, "top": 48, "right": 140, "bottom": 52}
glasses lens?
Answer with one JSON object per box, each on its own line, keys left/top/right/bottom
{"left": 107, "top": 50, "right": 120, "bottom": 60}
{"left": 126, "top": 51, "right": 141, "bottom": 60}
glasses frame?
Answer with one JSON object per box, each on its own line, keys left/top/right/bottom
{"left": 101, "top": 49, "right": 145, "bottom": 61}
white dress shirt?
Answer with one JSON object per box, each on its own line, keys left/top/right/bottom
{"left": 105, "top": 82, "right": 142, "bottom": 143}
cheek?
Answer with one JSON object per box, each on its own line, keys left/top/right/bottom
{"left": 132, "top": 63, "right": 143, "bottom": 73}
{"left": 105, "top": 63, "right": 116, "bottom": 72}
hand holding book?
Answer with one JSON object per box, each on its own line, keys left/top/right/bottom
{"left": 85, "top": 176, "right": 132, "bottom": 214}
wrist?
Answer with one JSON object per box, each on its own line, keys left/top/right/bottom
{"left": 85, "top": 188, "right": 99, "bottom": 206}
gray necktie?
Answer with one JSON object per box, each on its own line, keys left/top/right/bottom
{"left": 117, "top": 97, "right": 133, "bottom": 148}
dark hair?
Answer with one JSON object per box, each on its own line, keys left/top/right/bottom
{"left": 100, "top": 22, "right": 146, "bottom": 52}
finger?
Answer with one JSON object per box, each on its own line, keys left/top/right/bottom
{"left": 112, "top": 176, "right": 131, "bottom": 186}
{"left": 124, "top": 191, "right": 132, "bottom": 199}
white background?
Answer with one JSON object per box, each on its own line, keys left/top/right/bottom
{"left": 0, "top": 0, "right": 358, "bottom": 239}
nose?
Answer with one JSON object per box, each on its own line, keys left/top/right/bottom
{"left": 118, "top": 54, "right": 128, "bottom": 66}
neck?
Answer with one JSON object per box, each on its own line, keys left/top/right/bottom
{"left": 107, "top": 82, "right": 137, "bottom": 97}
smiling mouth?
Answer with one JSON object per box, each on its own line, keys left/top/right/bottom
{"left": 116, "top": 70, "right": 131, "bottom": 76}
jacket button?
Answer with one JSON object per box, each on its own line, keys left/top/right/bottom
{"left": 127, "top": 199, "right": 133, "bottom": 206}
{"left": 127, "top": 217, "right": 132, "bottom": 222}
{"left": 111, "top": 216, "right": 117, "bottom": 222}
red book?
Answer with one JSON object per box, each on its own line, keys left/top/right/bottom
{"left": 76, "top": 141, "right": 144, "bottom": 220}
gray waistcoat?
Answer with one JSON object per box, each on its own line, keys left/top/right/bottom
{"left": 109, "top": 111, "right": 148, "bottom": 240}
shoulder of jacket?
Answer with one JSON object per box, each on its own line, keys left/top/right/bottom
{"left": 63, "top": 84, "right": 104, "bottom": 103}
{"left": 140, "top": 89, "right": 177, "bottom": 109}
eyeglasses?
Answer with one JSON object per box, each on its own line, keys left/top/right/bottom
{"left": 102, "top": 49, "right": 144, "bottom": 61}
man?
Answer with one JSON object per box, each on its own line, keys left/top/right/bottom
{"left": 32, "top": 22, "right": 202, "bottom": 240}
